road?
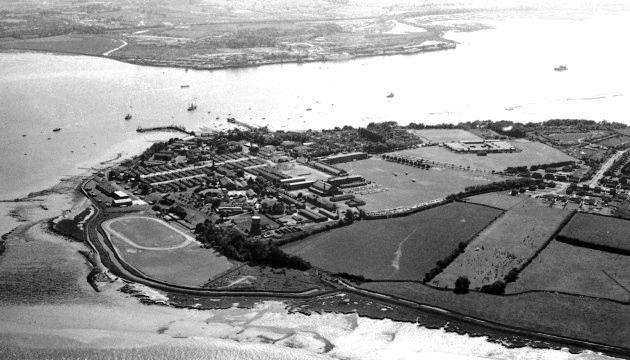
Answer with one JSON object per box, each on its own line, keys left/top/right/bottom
{"left": 103, "top": 39, "right": 128, "bottom": 57}
{"left": 587, "top": 149, "right": 628, "bottom": 188}
{"left": 79, "top": 178, "right": 630, "bottom": 358}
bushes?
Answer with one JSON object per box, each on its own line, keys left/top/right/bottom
{"left": 423, "top": 242, "right": 467, "bottom": 283}
{"left": 454, "top": 276, "right": 470, "bottom": 294}
{"left": 480, "top": 280, "right": 506, "bottom": 294}
{"left": 196, "top": 222, "right": 311, "bottom": 271}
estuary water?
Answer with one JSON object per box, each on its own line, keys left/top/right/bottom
{"left": 0, "top": 4, "right": 629, "bottom": 359}
{"left": 2, "top": 8, "right": 630, "bottom": 199}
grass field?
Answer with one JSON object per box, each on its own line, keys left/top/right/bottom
{"left": 0, "top": 34, "right": 121, "bottom": 55}
{"left": 336, "top": 158, "right": 504, "bottom": 211}
{"left": 393, "top": 140, "right": 575, "bottom": 172}
{"left": 103, "top": 216, "right": 232, "bottom": 287}
{"left": 557, "top": 213, "right": 630, "bottom": 252}
{"left": 359, "top": 281, "right": 630, "bottom": 348}
{"left": 277, "top": 162, "right": 331, "bottom": 181}
{"left": 462, "top": 193, "right": 526, "bottom": 210}
{"left": 432, "top": 199, "right": 572, "bottom": 289}
{"left": 206, "top": 265, "right": 329, "bottom": 292}
{"left": 595, "top": 135, "right": 630, "bottom": 147}
{"left": 408, "top": 129, "right": 482, "bottom": 143}
{"left": 507, "top": 241, "right": 630, "bottom": 302}
{"left": 283, "top": 202, "right": 502, "bottom": 281}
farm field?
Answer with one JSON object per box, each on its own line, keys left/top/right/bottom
{"left": 462, "top": 192, "right": 527, "bottom": 210}
{"left": 359, "top": 281, "right": 630, "bottom": 348}
{"left": 336, "top": 158, "right": 504, "bottom": 212}
{"left": 0, "top": 34, "right": 121, "bottom": 55}
{"left": 595, "top": 135, "right": 630, "bottom": 147}
{"left": 393, "top": 140, "right": 575, "bottom": 172}
{"left": 408, "top": 129, "right": 482, "bottom": 143}
{"left": 557, "top": 213, "right": 630, "bottom": 253}
{"left": 103, "top": 216, "right": 233, "bottom": 287}
{"left": 283, "top": 202, "right": 502, "bottom": 281}
{"left": 507, "top": 241, "right": 630, "bottom": 302}
{"left": 432, "top": 199, "right": 573, "bottom": 289}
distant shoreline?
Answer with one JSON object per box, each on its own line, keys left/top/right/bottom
{"left": 0, "top": 41, "right": 456, "bottom": 73}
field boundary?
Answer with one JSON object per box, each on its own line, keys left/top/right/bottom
{"left": 555, "top": 235, "right": 630, "bottom": 256}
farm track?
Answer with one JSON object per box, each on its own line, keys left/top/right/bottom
{"left": 79, "top": 179, "right": 630, "bottom": 358}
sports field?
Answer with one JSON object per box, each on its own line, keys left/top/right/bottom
{"left": 432, "top": 199, "right": 572, "bottom": 289}
{"left": 507, "top": 240, "right": 630, "bottom": 302}
{"left": 283, "top": 202, "right": 501, "bottom": 281}
{"left": 103, "top": 216, "right": 232, "bottom": 287}
{"left": 336, "top": 158, "right": 504, "bottom": 211}
{"left": 409, "top": 129, "right": 482, "bottom": 143}
{"left": 393, "top": 140, "right": 575, "bottom": 172}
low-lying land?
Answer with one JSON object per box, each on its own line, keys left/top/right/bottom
{"left": 283, "top": 202, "right": 501, "bottom": 281}
{"left": 103, "top": 216, "right": 233, "bottom": 287}
{"left": 394, "top": 140, "right": 576, "bottom": 172}
{"left": 205, "top": 265, "right": 330, "bottom": 293}
{"left": 336, "top": 158, "right": 504, "bottom": 211}
{"left": 359, "top": 281, "right": 630, "bottom": 349}
{"left": 432, "top": 199, "right": 573, "bottom": 289}
{"left": 507, "top": 240, "right": 630, "bottom": 303}
{"left": 557, "top": 213, "right": 630, "bottom": 253}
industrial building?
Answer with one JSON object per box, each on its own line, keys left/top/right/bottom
{"left": 322, "top": 152, "right": 369, "bottom": 164}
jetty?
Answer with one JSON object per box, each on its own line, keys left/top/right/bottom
{"left": 136, "top": 125, "right": 195, "bottom": 136}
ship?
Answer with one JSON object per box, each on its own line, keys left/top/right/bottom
{"left": 180, "top": 85, "right": 190, "bottom": 88}
{"left": 227, "top": 117, "right": 236, "bottom": 123}
{"left": 187, "top": 103, "right": 197, "bottom": 111}
{"left": 124, "top": 113, "right": 132, "bottom": 120}
{"left": 554, "top": 65, "right": 568, "bottom": 72}
{"left": 52, "top": 128, "right": 61, "bottom": 132}
{"left": 386, "top": 92, "right": 395, "bottom": 98}
{"left": 306, "top": 108, "right": 312, "bottom": 111}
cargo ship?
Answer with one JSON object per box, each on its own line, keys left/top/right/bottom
{"left": 187, "top": 103, "right": 197, "bottom": 111}
{"left": 554, "top": 65, "right": 568, "bottom": 71}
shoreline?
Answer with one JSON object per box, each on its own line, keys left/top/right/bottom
{"left": 0, "top": 40, "right": 457, "bottom": 74}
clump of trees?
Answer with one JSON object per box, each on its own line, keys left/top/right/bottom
{"left": 195, "top": 221, "right": 310, "bottom": 271}
{"left": 454, "top": 276, "right": 470, "bottom": 294}
{"left": 334, "top": 272, "right": 371, "bottom": 283}
{"left": 446, "top": 178, "right": 539, "bottom": 201}
{"left": 480, "top": 280, "right": 506, "bottom": 294}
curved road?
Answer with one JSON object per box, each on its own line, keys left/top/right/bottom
{"left": 80, "top": 179, "right": 630, "bottom": 358}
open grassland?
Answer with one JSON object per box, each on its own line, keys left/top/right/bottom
{"left": 394, "top": 140, "right": 575, "bottom": 172}
{"left": 0, "top": 34, "right": 121, "bottom": 55}
{"left": 283, "top": 202, "right": 501, "bottom": 281}
{"left": 432, "top": 199, "right": 573, "bottom": 289}
{"left": 107, "top": 216, "right": 188, "bottom": 248}
{"left": 558, "top": 213, "right": 630, "bottom": 253}
{"left": 359, "top": 281, "right": 630, "bottom": 349}
{"left": 205, "top": 265, "right": 329, "bottom": 292}
{"left": 595, "top": 135, "right": 630, "bottom": 147}
{"left": 277, "top": 162, "right": 331, "bottom": 181}
{"left": 337, "top": 158, "right": 504, "bottom": 211}
{"left": 103, "top": 217, "right": 232, "bottom": 287}
{"left": 409, "top": 129, "right": 482, "bottom": 143}
{"left": 507, "top": 241, "right": 630, "bottom": 302}
{"left": 462, "top": 192, "right": 526, "bottom": 210}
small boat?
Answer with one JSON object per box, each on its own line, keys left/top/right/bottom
{"left": 124, "top": 114, "right": 132, "bottom": 120}
{"left": 187, "top": 103, "right": 197, "bottom": 111}
{"left": 180, "top": 85, "right": 190, "bottom": 88}
{"left": 554, "top": 65, "right": 568, "bottom": 72}
{"left": 53, "top": 128, "right": 61, "bottom": 132}
{"left": 306, "top": 108, "right": 312, "bottom": 111}
{"left": 386, "top": 92, "right": 394, "bottom": 98}
{"left": 227, "top": 117, "right": 236, "bottom": 123}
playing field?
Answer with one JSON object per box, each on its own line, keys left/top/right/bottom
{"left": 432, "top": 199, "right": 572, "bottom": 289}
{"left": 393, "top": 140, "right": 575, "bottom": 172}
{"left": 283, "top": 202, "right": 502, "bottom": 281}
{"left": 103, "top": 216, "right": 232, "bottom": 287}
{"left": 336, "top": 158, "right": 504, "bottom": 211}
{"left": 507, "top": 241, "right": 630, "bottom": 302}
{"left": 557, "top": 213, "right": 630, "bottom": 252}
{"left": 409, "top": 129, "right": 482, "bottom": 143}
{"left": 108, "top": 216, "right": 189, "bottom": 248}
